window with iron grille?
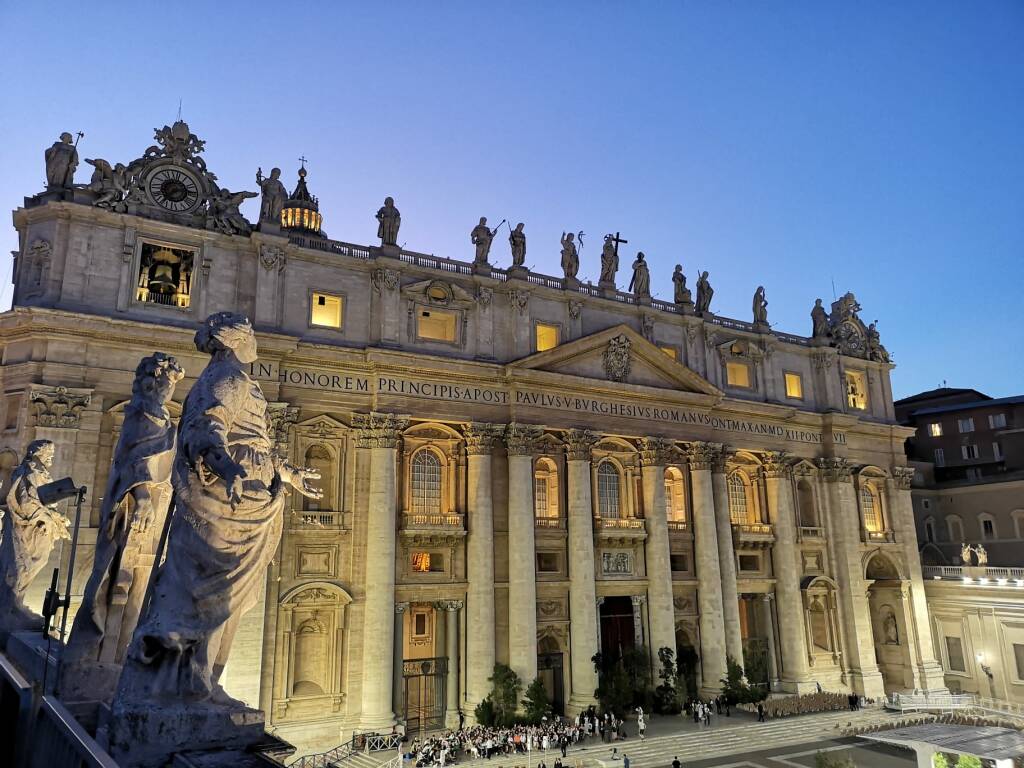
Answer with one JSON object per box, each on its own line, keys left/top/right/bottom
{"left": 411, "top": 450, "right": 442, "bottom": 515}
{"left": 597, "top": 462, "right": 621, "bottom": 519}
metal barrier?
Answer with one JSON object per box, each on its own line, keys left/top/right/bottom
{"left": 888, "top": 692, "right": 1024, "bottom": 722}
{"left": 27, "top": 696, "right": 119, "bottom": 768}
{"left": 290, "top": 733, "right": 403, "bottom": 768}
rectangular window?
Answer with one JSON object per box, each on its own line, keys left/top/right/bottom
{"left": 966, "top": 468, "right": 982, "bottom": 481}
{"left": 784, "top": 372, "right": 803, "bottom": 400}
{"left": 417, "top": 307, "right": 458, "bottom": 342}
{"left": 310, "top": 292, "right": 343, "bottom": 328}
{"left": 958, "top": 417, "right": 975, "bottom": 433}
{"left": 413, "top": 611, "right": 429, "bottom": 638}
{"left": 945, "top": 636, "right": 966, "bottom": 673}
{"left": 1014, "top": 644, "right": 1024, "bottom": 681}
{"left": 738, "top": 554, "right": 761, "bottom": 572}
{"left": 726, "top": 362, "right": 752, "bottom": 389}
{"left": 845, "top": 371, "right": 868, "bottom": 410}
{"left": 411, "top": 552, "right": 431, "bottom": 572}
{"left": 928, "top": 422, "right": 943, "bottom": 437}
{"left": 535, "top": 323, "right": 560, "bottom": 352}
{"left": 536, "top": 552, "right": 560, "bottom": 573}
{"left": 962, "top": 444, "right": 979, "bottom": 460}
{"left": 659, "top": 345, "right": 678, "bottom": 360}
{"left": 670, "top": 553, "right": 689, "bottom": 572}
{"left": 934, "top": 448, "right": 945, "bottom": 467}
{"left": 4, "top": 394, "right": 20, "bottom": 431}
{"left": 989, "top": 413, "right": 1007, "bottom": 429}
{"left": 136, "top": 241, "right": 196, "bottom": 310}
{"left": 994, "top": 442, "right": 1004, "bottom": 461}
{"left": 982, "top": 519, "right": 995, "bottom": 540}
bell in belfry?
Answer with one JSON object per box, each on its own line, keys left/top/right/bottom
{"left": 147, "top": 248, "right": 179, "bottom": 294}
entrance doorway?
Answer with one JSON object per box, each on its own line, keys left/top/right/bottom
{"left": 865, "top": 553, "right": 913, "bottom": 693}
{"left": 403, "top": 657, "right": 448, "bottom": 734}
{"left": 600, "top": 596, "right": 636, "bottom": 660}
{"left": 537, "top": 636, "right": 565, "bottom": 716}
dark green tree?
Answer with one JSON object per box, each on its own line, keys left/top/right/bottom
{"left": 522, "top": 677, "right": 551, "bottom": 724}
{"left": 654, "top": 647, "right": 683, "bottom": 714}
{"left": 720, "top": 654, "right": 767, "bottom": 705}
{"left": 486, "top": 663, "right": 522, "bottom": 726}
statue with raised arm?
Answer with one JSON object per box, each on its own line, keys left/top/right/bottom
{"left": 752, "top": 286, "right": 768, "bottom": 325}
{"left": 86, "top": 158, "right": 129, "bottom": 209}
{"left": 0, "top": 440, "right": 69, "bottom": 632}
{"left": 208, "top": 187, "right": 257, "bottom": 236}
{"left": 600, "top": 235, "right": 619, "bottom": 286}
{"left": 866, "top": 321, "right": 890, "bottom": 363}
{"left": 560, "top": 232, "right": 579, "bottom": 280}
{"left": 509, "top": 222, "right": 526, "bottom": 268}
{"left": 255, "top": 167, "right": 287, "bottom": 223}
{"left": 672, "top": 265, "right": 691, "bottom": 305}
{"left": 628, "top": 252, "right": 650, "bottom": 298}
{"left": 471, "top": 217, "right": 495, "bottom": 265}
{"left": 811, "top": 298, "right": 830, "bottom": 339}
{"left": 45, "top": 132, "right": 79, "bottom": 188}
{"left": 376, "top": 196, "right": 401, "bottom": 246}
{"left": 695, "top": 271, "right": 714, "bottom": 314}
{"left": 62, "top": 355, "right": 184, "bottom": 700}
{"left": 113, "top": 313, "right": 320, "bottom": 723}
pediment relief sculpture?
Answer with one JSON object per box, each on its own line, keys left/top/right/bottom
{"left": 401, "top": 278, "right": 476, "bottom": 309}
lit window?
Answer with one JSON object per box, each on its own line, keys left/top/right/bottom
{"left": 660, "top": 346, "right": 678, "bottom": 360}
{"left": 727, "top": 472, "right": 750, "bottom": 524}
{"left": 962, "top": 444, "right": 979, "bottom": 460}
{"left": 536, "top": 323, "right": 560, "bottom": 352}
{"left": 417, "top": 307, "right": 458, "bottom": 342}
{"left": 533, "top": 458, "right": 558, "bottom": 519}
{"left": 845, "top": 371, "right": 868, "bottom": 410}
{"left": 989, "top": 413, "right": 1007, "bottom": 429}
{"left": 664, "top": 467, "right": 686, "bottom": 522}
{"left": 411, "top": 450, "right": 442, "bottom": 515}
{"left": 726, "top": 362, "right": 751, "bottom": 388}
{"left": 860, "top": 485, "right": 881, "bottom": 532}
{"left": 597, "top": 462, "right": 621, "bottom": 519}
{"left": 994, "top": 442, "right": 1003, "bottom": 461}
{"left": 411, "top": 552, "right": 431, "bottom": 572}
{"left": 958, "top": 417, "right": 975, "bottom": 433}
{"left": 934, "top": 448, "right": 945, "bottom": 467}
{"left": 310, "top": 292, "right": 343, "bottom": 328}
{"left": 928, "top": 422, "right": 943, "bottom": 437}
{"left": 784, "top": 372, "right": 803, "bottom": 399}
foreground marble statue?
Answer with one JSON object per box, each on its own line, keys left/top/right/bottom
{"left": 62, "top": 354, "right": 184, "bottom": 701}
{"left": 45, "top": 132, "right": 79, "bottom": 188}
{"left": 0, "top": 440, "right": 69, "bottom": 633}
{"left": 110, "top": 313, "right": 320, "bottom": 768}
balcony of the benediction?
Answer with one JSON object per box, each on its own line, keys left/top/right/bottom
{"left": 861, "top": 528, "right": 896, "bottom": 545}
{"left": 594, "top": 516, "right": 648, "bottom": 543}
{"left": 732, "top": 523, "right": 775, "bottom": 548}
{"left": 400, "top": 512, "right": 466, "bottom": 546}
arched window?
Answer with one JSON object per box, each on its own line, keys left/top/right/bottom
{"left": 947, "top": 515, "right": 964, "bottom": 544}
{"left": 303, "top": 445, "right": 334, "bottom": 512}
{"left": 664, "top": 467, "right": 686, "bottom": 522}
{"left": 727, "top": 472, "right": 750, "bottom": 525}
{"left": 411, "top": 450, "right": 442, "bottom": 516}
{"left": 534, "top": 457, "right": 559, "bottom": 519}
{"left": 796, "top": 479, "right": 817, "bottom": 527}
{"left": 860, "top": 484, "right": 881, "bottom": 533}
{"left": 597, "top": 461, "right": 621, "bottom": 519}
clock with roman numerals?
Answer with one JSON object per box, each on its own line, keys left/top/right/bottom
{"left": 144, "top": 164, "right": 203, "bottom": 213}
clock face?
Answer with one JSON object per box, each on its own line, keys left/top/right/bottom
{"left": 146, "top": 166, "right": 202, "bottom": 212}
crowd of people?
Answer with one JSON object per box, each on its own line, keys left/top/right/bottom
{"left": 739, "top": 690, "right": 874, "bottom": 720}
{"left": 682, "top": 696, "right": 733, "bottom": 727}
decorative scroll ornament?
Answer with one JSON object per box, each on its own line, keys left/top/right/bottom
{"left": 760, "top": 450, "right": 791, "bottom": 479}
{"left": 260, "top": 245, "right": 286, "bottom": 272}
{"left": 22, "top": 239, "right": 52, "bottom": 297}
{"left": 508, "top": 289, "right": 530, "bottom": 315}
{"left": 603, "top": 334, "right": 631, "bottom": 382}
{"left": 265, "top": 403, "right": 300, "bottom": 452}
{"left": 30, "top": 385, "right": 91, "bottom": 428}
{"left": 476, "top": 286, "right": 493, "bottom": 307}
{"left": 891, "top": 466, "right": 915, "bottom": 490}
{"left": 568, "top": 300, "right": 583, "bottom": 319}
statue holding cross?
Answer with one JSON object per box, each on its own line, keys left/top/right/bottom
{"left": 600, "top": 232, "right": 627, "bottom": 289}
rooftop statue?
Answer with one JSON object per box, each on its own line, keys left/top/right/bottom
{"left": 111, "top": 313, "right": 320, "bottom": 765}
{"left": 811, "top": 298, "right": 830, "bottom": 339}
{"left": 376, "top": 196, "right": 401, "bottom": 246}
{"left": 0, "top": 440, "right": 70, "bottom": 633}
{"left": 866, "top": 321, "right": 890, "bottom": 363}
{"left": 695, "top": 271, "right": 714, "bottom": 315}
{"left": 752, "top": 285, "right": 768, "bottom": 325}
{"left": 255, "top": 167, "right": 287, "bottom": 223}
{"left": 86, "top": 158, "right": 129, "bottom": 209}
{"left": 560, "top": 231, "right": 579, "bottom": 280}
{"left": 471, "top": 216, "right": 496, "bottom": 265}
{"left": 62, "top": 354, "right": 184, "bottom": 701}
{"left": 208, "top": 186, "right": 257, "bottom": 236}
{"left": 672, "top": 264, "right": 692, "bottom": 305}
{"left": 628, "top": 252, "right": 650, "bottom": 298}
{"left": 45, "top": 132, "right": 79, "bottom": 188}
{"left": 143, "top": 121, "right": 208, "bottom": 172}
{"left": 509, "top": 222, "right": 526, "bottom": 268}
{"left": 600, "top": 235, "right": 619, "bottom": 286}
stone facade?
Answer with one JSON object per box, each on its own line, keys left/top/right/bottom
{"left": 0, "top": 129, "right": 946, "bottom": 751}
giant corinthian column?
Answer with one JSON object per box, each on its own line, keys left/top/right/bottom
{"left": 639, "top": 438, "right": 677, "bottom": 659}
{"left": 564, "top": 429, "right": 599, "bottom": 713}
{"left": 686, "top": 442, "right": 728, "bottom": 694}
{"left": 464, "top": 422, "right": 503, "bottom": 713}
{"left": 710, "top": 451, "right": 744, "bottom": 666}
{"left": 505, "top": 423, "right": 544, "bottom": 694}
{"left": 762, "top": 452, "right": 812, "bottom": 692}
{"left": 355, "top": 411, "right": 409, "bottom": 730}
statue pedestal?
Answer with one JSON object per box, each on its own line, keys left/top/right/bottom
{"left": 599, "top": 280, "right": 616, "bottom": 298}
{"left": 58, "top": 658, "right": 121, "bottom": 705}
{"left": 109, "top": 698, "right": 268, "bottom": 768}
{"left": 506, "top": 265, "right": 529, "bottom": 280}
{"left": 474, "top": 261, "right": 494, "bottom": 276}
{"left": 753, "top": 321, "right": 771, "bottom": 334}
{"left": 374, "top": 244, "right": 401, "bottom": 259}
{"left": 562, "top": 277, "right": 579, "bottom": 291}
{"left": 636, "top": 295, "right": 652, "bottom": 306}
{"left": 675, "top": 299, "right": 695, "bottom": 315}
{"left": 257, "top": 222, "right": 281, "bottom": 236}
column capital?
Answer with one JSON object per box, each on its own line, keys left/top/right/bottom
{"left": 463, "top": 422, "right": 504, "bottom": 455}
{"left": 563, "top": 429, "right": 598, "bottom": 462}
{"left": 684, "top": 441, "right": 724, "bottom": 471}
{"left": 395, "top": 602, "right": 410, "bottom": 613}
{"left": 761, "top": 450, "right": 791, "bottom": 479}
{"left": 760, "top": 593, "right": 775, "bottom": 603}
{"left": 434, "top": 599, "right": 464, "bottom": 611}
{"left": 505, "top": 423, "right": 544, "bottom": 456}
{"left": 891, "top": 466, "right": 915, "bottom": 490}
{"left": 353, "top": 411, "right": 410, "bottom": 449}
{"left": 639, "top": 437, "right": 674, "bottom": 467}
{"left": 816, "top": 456, "right": 853, "bottom": 483}
{"left": 631, "top": 594, "right": 647, "bottom": 608}
{"left": 595, "top": 596, "right": 606, "bottom": 607}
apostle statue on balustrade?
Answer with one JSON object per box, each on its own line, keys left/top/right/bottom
{"left": 509, "top": 222, "right": 527, "bottom": 268}
{"left": 752, "top": 286, "right": 768, "bottom": 326}
{"left": 695, "top": 271, "right": 714, "bottom": 315}
{"left": 560, "top": 232, "right": 579, "bottom": 280}
{"left": 45, "top": 132, "right": 79, "bottom": 188}
{"left": 255, "top": 167, "right": 287, "bottom": 223}
{"left": 377, "top": 196, "right": 402, "bottom": 246}
{"left": 628, "top": 252, "right": 650, "bottom": 298}
{"left": 471, "top": 217, "right": 495, "bottom": 265}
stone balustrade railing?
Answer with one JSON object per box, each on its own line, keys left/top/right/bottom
{"left": 535, "top": 516, "right": 567, "bottom": 530}
{"left": 401, "top": 512, "right": 465, "bottom": 529}
{"left": 594, "top": 517, "right": 646, "bottom": 530}
{"left": 798, "top": 526, "right": 825, "bottom": 540}
{"left": 294, "top": 510, "right": 345, "bottom": 528}
{"left": 862, "top": 529, "right": 896, "bottom": 544}
{"left": 667, "top": 520, "right": 691, "bottom": 534}
{"left": 923, "top": 565, "right": 1024, "bottom": 584}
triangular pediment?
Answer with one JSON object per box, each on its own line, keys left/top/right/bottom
{"left": 509, "top": 325, "right": 721, "bottom": 396}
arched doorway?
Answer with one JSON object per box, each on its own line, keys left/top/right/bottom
{"left": 537, "top": 634, "right": 565, "bottom": 715}
{"left": 674, "top": 625, "right": 700, "bottom": 699}
{"left": 599, "top": 596, "right": 636, "bottom": 660}
{"left": 865, "top": 552, "right": 913, "bottom": 693}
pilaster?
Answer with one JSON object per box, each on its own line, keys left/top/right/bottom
{"left": 710, "top": 450, "right": 744, "bottom": 666}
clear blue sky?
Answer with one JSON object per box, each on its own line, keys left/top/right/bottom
{"left": 1, "top": 2, "right": 1021, "bottom": 399}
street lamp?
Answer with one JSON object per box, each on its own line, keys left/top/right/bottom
{"left": 976, "top": 652, "right": 994, "bottom": 699}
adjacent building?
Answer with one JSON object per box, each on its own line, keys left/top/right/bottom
{"left": 1, "top": 122, "right": 946, "bottom": 749}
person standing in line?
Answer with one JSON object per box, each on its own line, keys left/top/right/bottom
{"left": 672, "top": 758, "right": 681, "bottom": 768}
{"left": 458, "top": 710, "right": 465, "bottom": 730}
{"left": 623, "top": 754, "right": 630, "bottom": 768}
